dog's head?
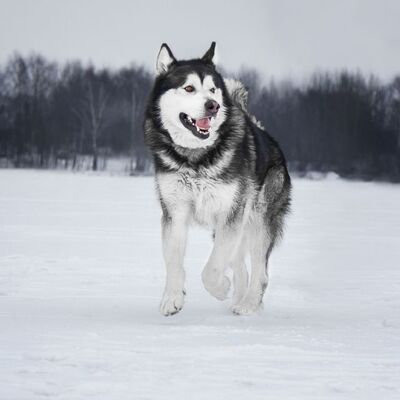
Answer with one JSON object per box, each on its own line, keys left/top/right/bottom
{"left": 150, "top": 42, "right": 230, "bottom": 149}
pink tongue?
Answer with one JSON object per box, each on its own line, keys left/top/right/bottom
{"left": 195, "top": 117, "right": 210, "bottom": 130}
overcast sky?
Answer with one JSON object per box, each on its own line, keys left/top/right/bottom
{"left": 1, "top": 0, "right": 399, "bottom": 82}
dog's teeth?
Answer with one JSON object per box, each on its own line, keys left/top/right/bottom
{"left": 186, "top": 116, "right": 196, "bottom": 126}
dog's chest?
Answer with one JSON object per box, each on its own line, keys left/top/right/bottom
{"left": 157, "top": 173, "right": 238, "bottom": 226}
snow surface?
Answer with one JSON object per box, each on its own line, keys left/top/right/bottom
{"left": 1, "top": 169, "right": 399, "bottom": 400}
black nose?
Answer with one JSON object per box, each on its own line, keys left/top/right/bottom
{"left": 205, "top": 99, "right": 220, "bottom": 115}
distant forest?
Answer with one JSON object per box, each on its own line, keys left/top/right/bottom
{"left": 0, "top": 53, "right": 399, "bottom": 181}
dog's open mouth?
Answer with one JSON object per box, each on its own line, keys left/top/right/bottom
{"left": 179, "top": 113, "right": 211, "bottom": 139}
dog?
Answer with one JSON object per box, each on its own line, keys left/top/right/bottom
{"left": 144, "top": 42, "right": 291, "bottom": 316}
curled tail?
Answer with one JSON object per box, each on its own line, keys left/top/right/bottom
{"left": 224, "top": 78, "right": 265, "bottom": 129}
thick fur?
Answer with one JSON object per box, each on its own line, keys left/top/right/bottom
{"left": 144, "top": 43, "right": 291, "bottom": 316}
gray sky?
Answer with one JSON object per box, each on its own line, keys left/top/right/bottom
{"left": 1, "top": 0, "right": 399, "bottom": 82}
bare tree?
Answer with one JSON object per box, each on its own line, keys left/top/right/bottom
{"left": 27, "top": 54, "right": 57, "bottom": 166}
{"left": 388, "top": 77, "right": 400, "bottom": 149}
{"left": 82, "top": 69, "right": 109, "bottom": 171}
{"left": 116, "top": 66, "right": 151, "bottom": 174}
{"left": 4, "top": 53, "right": 30, "bottom": 165}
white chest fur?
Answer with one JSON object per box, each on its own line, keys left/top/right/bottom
{"left": 156, "top": 172, "right": 239, "bottom": 226}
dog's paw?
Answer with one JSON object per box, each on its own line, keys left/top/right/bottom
{"left": 202, "top": 273, "right": 231, "bottom": 301}
{"left": 231, "top": 296, "right": 263, "bottom": 315}
{"left": 159, "top": 290, "right": 185, "bottom": 316}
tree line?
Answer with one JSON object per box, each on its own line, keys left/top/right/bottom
{"left": 0, "top": 53, "right": 152, "bottom": 173}
{"left": 0, "top": 52, "right": 399, "bottom": 180}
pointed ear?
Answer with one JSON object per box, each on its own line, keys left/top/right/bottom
{"left": 156, "top": 43, "right": 176, "bottom": 75}
{"left": 202, "top": 42, "right": 217, "bottom": 64}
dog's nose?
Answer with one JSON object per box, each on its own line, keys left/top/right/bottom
{"left": 205, "top": 99, "right": 220, "bottom": 115}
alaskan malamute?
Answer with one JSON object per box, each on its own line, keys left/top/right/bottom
{"left": 144, "top": 42, "right": 291, "bottom": 316}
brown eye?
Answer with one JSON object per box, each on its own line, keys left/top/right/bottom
{"left": 184, "top": 85, "right": 194, "bottom": 93}
{"left": 210, "top": 88, "right": 216, "bottom": 94}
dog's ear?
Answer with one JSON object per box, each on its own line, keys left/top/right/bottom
{"left": 156, "top": 43, "right": 176, "bottom": 75}
{"left": 202, "top": 42, "right": 217, "bottom": 64}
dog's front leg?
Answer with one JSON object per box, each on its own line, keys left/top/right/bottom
{"left": 231, "top": 221, "right": 270, "bottom": 315}
{"left": 159, "top": 210, "right": 189, "bottom": 316}
{"left": 202, "top": 225, "right": 242, "bottom": 301}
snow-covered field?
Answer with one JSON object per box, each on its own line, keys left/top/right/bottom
{"left": 1, "top": 169, "right": 399, "bottom": 400}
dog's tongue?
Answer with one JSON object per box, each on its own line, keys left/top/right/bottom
{"left": 195, "top": 117, "right": 210, "bottom": 130}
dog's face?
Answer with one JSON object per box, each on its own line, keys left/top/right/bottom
{"left": 152, "top": 43, "right": 229, "bottom": 149}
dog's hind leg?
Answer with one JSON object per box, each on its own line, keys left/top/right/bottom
{"left": 202, "top": 225, "right": 243, "bottom": 301}
{"left": 159, "top": 210, "right": 189, "bottom": 316}
{"left": 231, "top": 237, "right": 248, "bottom": 306}
{"left": 232, "top": 221, "right": 271, "bottom": 315}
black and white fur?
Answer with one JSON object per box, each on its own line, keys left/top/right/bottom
{"left": 145, "top": 42, "right": 291, "bottom": 316}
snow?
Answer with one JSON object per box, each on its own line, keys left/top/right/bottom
{"left": 1, "top": 169, "right": 399, "bottom": 399}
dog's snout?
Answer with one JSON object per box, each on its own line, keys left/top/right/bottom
{"left": 205, "top": 99, "right": 220, "bottom": 115}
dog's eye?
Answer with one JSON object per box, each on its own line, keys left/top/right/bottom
{"left": 210, "top": 88, "right": 216, "bottom": 94}
{"left": 184, "top": 85, "right": 195, "bottom": 93}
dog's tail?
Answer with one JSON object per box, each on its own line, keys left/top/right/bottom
{"left": 224, "top": 78, "right": 264, "bottom": 129}
{"left": 224, "top": 78, "right": 248, "bottom": 110}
